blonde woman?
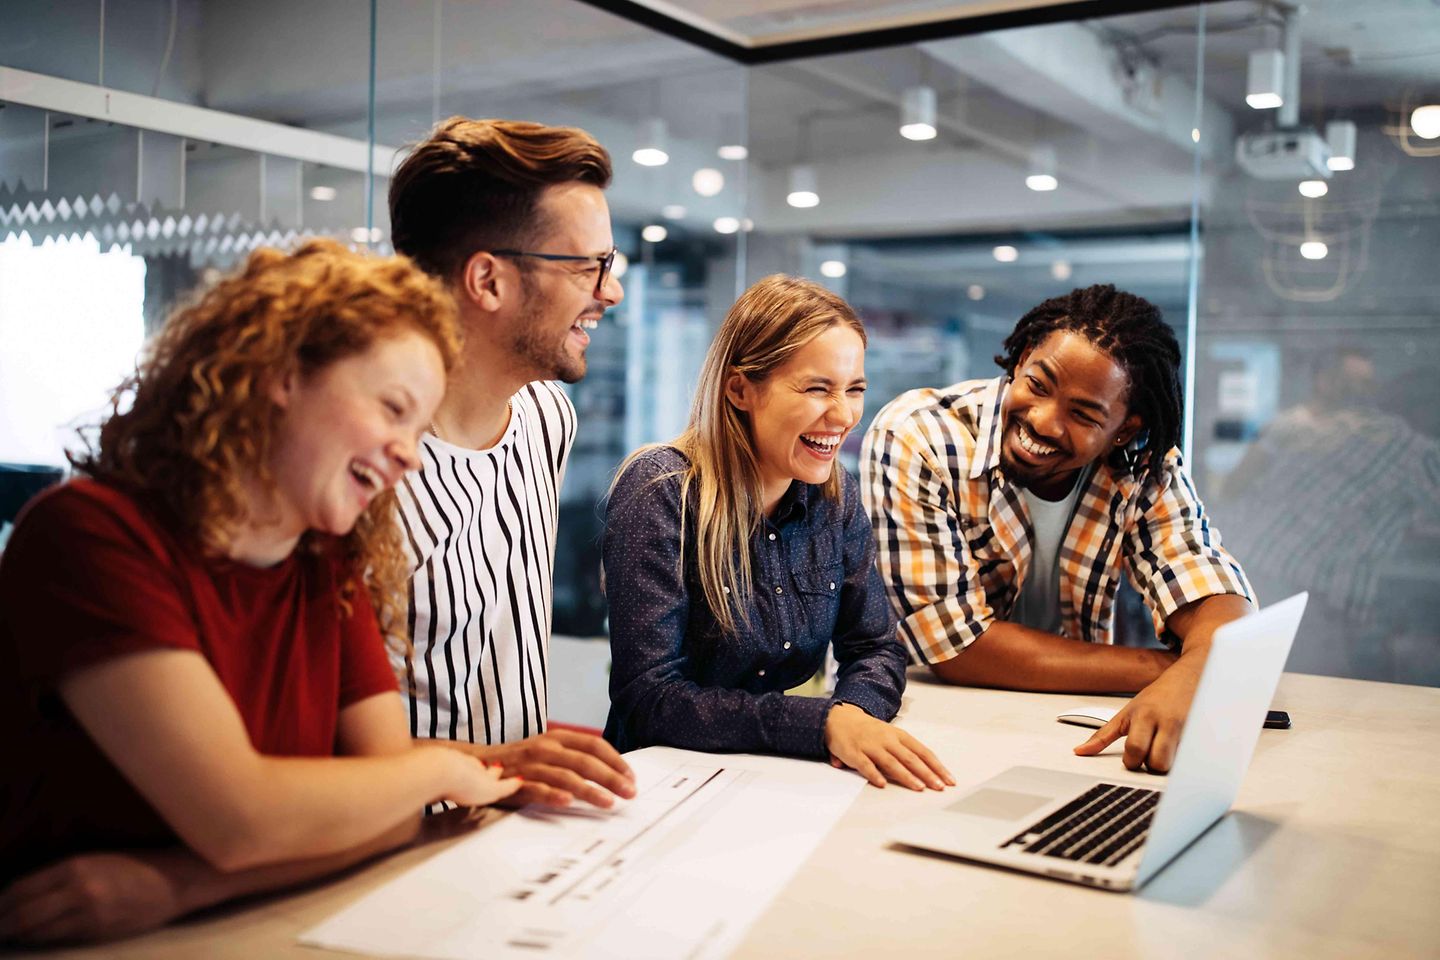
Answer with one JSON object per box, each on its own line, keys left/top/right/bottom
{"left": 0, "top": 241, "right": 518, "bottom": 943}
{"left": 602, "top": 275, "right": 953, "bottom": 790}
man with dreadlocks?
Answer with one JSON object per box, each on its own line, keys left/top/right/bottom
{"left": 860, "top": 284, "right": 1253, "bottom": 774}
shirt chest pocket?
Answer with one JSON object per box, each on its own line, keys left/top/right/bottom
{"left": 793, "top": 567, "right": 844, "bottom": 639}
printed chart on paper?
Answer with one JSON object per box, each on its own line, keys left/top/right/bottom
{"left": 301, "top": 747, "right": 864, "bottom": 960}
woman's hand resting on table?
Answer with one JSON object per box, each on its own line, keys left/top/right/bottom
{"left": 824, "top": 703, "right": 954, "bottom": 790}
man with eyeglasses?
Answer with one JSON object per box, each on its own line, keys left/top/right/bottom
{"left": 387, "top": 117, "right": 635, "bottom": 810}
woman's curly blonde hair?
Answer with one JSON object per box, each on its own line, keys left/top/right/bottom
{"left": 71, "top": 238, "right": 461, "bottom": 654}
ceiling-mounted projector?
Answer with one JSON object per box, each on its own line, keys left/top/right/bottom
{"left": 1236, "top": 129, "right": 1332, "bottom": 180}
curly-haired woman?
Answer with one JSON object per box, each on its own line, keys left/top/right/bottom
{"left": 0, "top": 240, "right": 519, "bottom": 943}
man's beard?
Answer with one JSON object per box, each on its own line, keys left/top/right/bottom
{"left": 512, "top": 276, "right": 588, "bottom": 384}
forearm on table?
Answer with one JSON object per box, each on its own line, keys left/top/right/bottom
{"left": 161, "top": 816, "right": 419, "bottom": 917}
{"left": 616, "top": 681, "right": 830, "bottom": 758}
{"left": 208, "top": 749, "right": 457, "bottom": 870}
{"left": 928, "top": 620, "right": 1177, "bottom": 693}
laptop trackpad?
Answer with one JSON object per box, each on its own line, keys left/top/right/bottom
{"left": 947, "top": 788, "right": 1053, "bottom": 821}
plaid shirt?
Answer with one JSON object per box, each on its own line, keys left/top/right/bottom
{"left": 860, "top": 377, "right": 1253, "bottom": 665}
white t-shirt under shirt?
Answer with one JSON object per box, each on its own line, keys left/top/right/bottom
{"left": 1012, "top": 468, "right": 1092, "bottom": 635}
{"left": 393, "top": 380, "right": 576, "bottom": 746}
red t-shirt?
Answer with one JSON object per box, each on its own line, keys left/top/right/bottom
{"left": 0, "top": 479, "right": 399, "bottom": 876}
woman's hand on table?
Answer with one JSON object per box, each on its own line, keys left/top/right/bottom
{"left": 824, "top": 703, "right": 955, "bottom": 791}
{"left": 0, "top": 852, "right": 187, "bottom": 944}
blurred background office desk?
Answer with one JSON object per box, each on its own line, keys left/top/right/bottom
{"left": 35, "top": 671, "right": 1440, "bottom": 960}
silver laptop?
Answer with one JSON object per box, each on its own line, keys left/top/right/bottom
{"left": 892, "top": 592, "right": 1307, "bottom": 892}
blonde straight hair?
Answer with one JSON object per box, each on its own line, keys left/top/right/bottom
{"left": 613, "top": 274, "right": 867, "bottom": 637}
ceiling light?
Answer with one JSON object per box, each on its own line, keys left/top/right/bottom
{"left": 1411, "top": 104, "right": 1440, "bottom": 140}
{"left": 309, "top": 185, "right": 336, "bottom": 201}
{"left": 967, "top": 284, "right": 985, "bottom": 301}
{"left": 740, "top": 217, "right": 755, "bottom": 232}
{"left": 1300, "top": 240, "right": 1328, "bottom": 260}
{"left": 787, "top": 165, "right": 819, "bottom": 208}
{"left": 718, "top": 144, "right": 749, "bottom": 160}
{"left": 1050, "top": 259, "right": 1072, "bottom": 281}
{"left": 641, "top": 224, "right": 668, "bottom": 243}
{"left": 1246, "top": 49, "right": 1285, "bottom": 110}
{"left": 713, "top": 216, "right": 740, "bottom": 235}
{"left": 350, "top": 226, "right": 382, "bottom": 243}
{"left": 691, "top": 168, "right": 725, "bottom": 197}
{"left": 900, "top": 85, "right": 937, "bottom": 141}
{"left": 820, "top": 260, "right": 847, "bottom": 278}
{"left": 1026, "top": 146, "right": 1058, "bottom": 192}
{"left": 611, "top": 251, "right": 629, "bottom": 279}
{"left": 632, "top": 118, "right": 669, "bottom": 167}
{"left": 993, "top": 245, "right": 1018, "bottom": 263}
{"left": 1191, "top": 128, "right": 1201, "bottom": 143}
{"left": 1326, "top": 120, "right": 1356, "bottom": 171}
{"left": 662, "top": 204, "right": 687, "bottom": 219}
{"left": 1298, "top": 179, "right": 1328, "bottom": 198}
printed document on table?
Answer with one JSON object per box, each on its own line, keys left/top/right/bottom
{"left": 300, "top": 746, "right": 865, "bottom": 960}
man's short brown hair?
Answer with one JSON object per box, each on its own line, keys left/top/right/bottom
{"left": 389, "top": 117, "right": 613, "bottom": 281}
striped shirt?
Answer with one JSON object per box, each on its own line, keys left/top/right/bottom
{"left": 393, "top": 381, "right": 576, "bottom": 746}
{"left": 860, "top": 376, "right": 1252, "bottom": 665}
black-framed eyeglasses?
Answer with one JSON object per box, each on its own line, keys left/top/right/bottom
{"left": 491, "top": 246, "right": 618, "bottom": 297}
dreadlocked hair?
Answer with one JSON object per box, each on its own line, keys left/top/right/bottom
{"left": 994, "top": 283, "right": 1182, "bottom": 482}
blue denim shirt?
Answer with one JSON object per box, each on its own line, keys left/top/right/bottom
{"left": 603, "top": 447, "right": 906, "bottom": 759}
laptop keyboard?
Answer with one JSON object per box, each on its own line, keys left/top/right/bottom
{"left": 1001, "top": 783, "right": 1160, "bottom": 867}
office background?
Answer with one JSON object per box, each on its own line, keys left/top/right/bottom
{"left": 2, "top": 0, "right": 1437, "bottom": 687}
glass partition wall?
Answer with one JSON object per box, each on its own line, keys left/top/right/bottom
{"left": 3, "top": 0, "right": 1436, "bottom": 683}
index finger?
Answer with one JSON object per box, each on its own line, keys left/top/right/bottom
{"left": 549, "top": 729, "right": 635, "bottom": 780}
{"left": 1073, "top": 713, "right": 1127, "bottom": 756}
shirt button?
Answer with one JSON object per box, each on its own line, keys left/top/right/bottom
{"left": 829, "top": 582, "right": 836, "bottom": 590}
{"left": 774, "top": 586, "right": 783, "bottom": 594}
{"left": 783, "top": 641, "right": 791, "bottom": 650}
{"left": 722, "top": 585, "right": 730, "bottom": 594}
{"left": 768, "top": 533, "right": 777, "bottom": 541}
{"left": 758, "top": 669, "right": 767, "bottom": 677}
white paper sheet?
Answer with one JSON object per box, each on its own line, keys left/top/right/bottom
{"left": 300, "top": 747, "right": 865, "bottom": 960}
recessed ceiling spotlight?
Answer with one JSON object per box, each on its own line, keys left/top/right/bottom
{"left": 692, "top": 168, "right": 725, "bottom": 197}
{"left": 718, "top": 144, "right": 749, "bottom": 160}
{"left": 662, "top": 204, "right": 687, "bottom": 219}
{"left": 1050, "top": 259, "right": 1072, "bottom": 281}
{"left": 611, "top": 251, "right": 629, "bottom": 279}
{"left": 713, "top": 216, "right": 740, "bottom": 235}
{"left": 967, "top": 284, "right": 985, "bottom": 301}
{"left": 309, "top": 185, "right": 337, "bottom": 201}
{"left": 1300, "top": 240, "right": 1328, "bottom": 260}
{"left": 1298, "top": 179, "right": 1329, "bottom": 198}
{"left": 820, "top": 260, "right": 847, "bottom": 278}
{"left": 641, "top": 224, "right": 668, "bottom": 243}
{"left": 993, "top": 245, "right": 1019, "bottom": 263}
{"left": 1411, "top": 104, "right": 1440, "bottom": 140}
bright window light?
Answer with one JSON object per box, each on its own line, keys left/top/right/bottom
{"left": 0, "top": 233, "right": 146, "bottom": 466}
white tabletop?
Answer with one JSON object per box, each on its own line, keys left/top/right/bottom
{"left": 40, "top": 671, "right": 1440, "bottom": 959}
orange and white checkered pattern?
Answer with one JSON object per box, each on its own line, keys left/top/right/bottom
{"left": 860, "top": 377, "right": 1252, "bottom": 665}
